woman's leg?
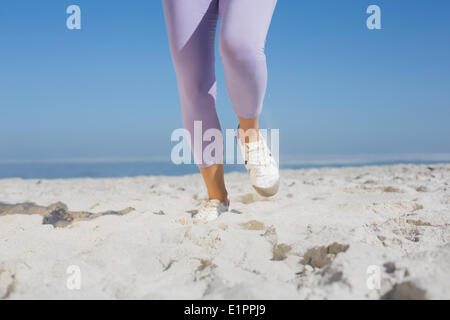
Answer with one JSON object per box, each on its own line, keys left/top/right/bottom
{"left": 219, "top": 0, "right": 277, "bottom": 129}
{"left": 219, "top": 0, "right": 280, "bottom": 198}
{"left": 162, "top": 0, "right": 228, "bottom": 203}
{"left": 200, "top": 164, "right": 227, "bottom": 203}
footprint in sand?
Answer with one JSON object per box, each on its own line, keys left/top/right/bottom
{"left": 300, "top": 242, "right": 350, "bottom": 269}
{"left": 260, "top": 226, "right": 292, "bottom": 261}
{"left": 234, "top": 193, "right": 267, "bottom": 205}
{"left": 240, "top": 220, "right": 265, "bottom": 230}
{"left": 271, "top": 243, "right": 292, "bottom": 261}
{"left": 0, "top": 201, "right": 134, "bottom": 228}
{"left": 381, "top": 281, "right": 427, "bottom": 300}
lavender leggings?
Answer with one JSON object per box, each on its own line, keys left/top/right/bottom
{"left": 163, "top": 0, "right": 277, "bottom": 167}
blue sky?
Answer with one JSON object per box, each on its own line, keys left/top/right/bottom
{"left": 1, "top": 0, "right": 449, "bottom": 163}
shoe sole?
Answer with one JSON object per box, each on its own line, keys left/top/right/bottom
{"left": 253, "top": 179, "right": 280, "bottom": 198}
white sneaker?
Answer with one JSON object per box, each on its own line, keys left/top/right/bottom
{"left": 194, "top": 199, "right": 230, "bottom": 222}
{"left": 237, "top": 132, "right": 280, "bottom": 197}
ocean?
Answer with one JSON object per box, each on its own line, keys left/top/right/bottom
{"left": 0, "top": 158, "right": 449, "bottom": 179}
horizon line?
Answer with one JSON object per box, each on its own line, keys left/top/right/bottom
{"left": 1, "top": 153, "right": 450, "bottom": 165}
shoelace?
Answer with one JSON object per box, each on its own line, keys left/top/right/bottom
{"left": 245, "top": 141, "right": 271, "bottom": 166}
{"left": 244, "top": 141, "right": 275, "bottom": 178}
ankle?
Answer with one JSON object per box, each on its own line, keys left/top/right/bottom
{"left": 209, "top": 193, "right": 229, "bottom": 204}
{"left": 237, "top": 127, "right": 260, "bottom": 144}
{"left": 238, "top": 117, "right": 260, "bottom": 144}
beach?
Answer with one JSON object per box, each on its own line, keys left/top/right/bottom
{"left": 1, "top": 164, "right": 449, "bottom": 299}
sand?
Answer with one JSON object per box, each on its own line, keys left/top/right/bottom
{"left": 0, "top": 164, "right": 449, "bottom": 299}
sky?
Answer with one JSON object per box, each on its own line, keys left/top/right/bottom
{"left": 1, "top": 0, "right": 450, "bottom": 163}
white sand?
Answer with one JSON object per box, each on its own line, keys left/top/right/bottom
{"left": 0, "top": 164, "right": 449, "bottom": 300}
